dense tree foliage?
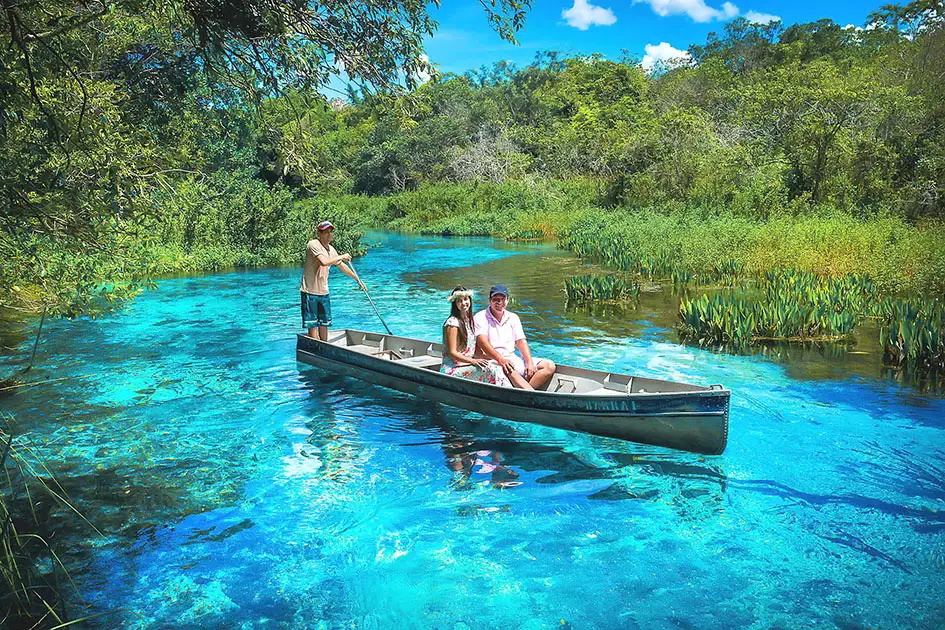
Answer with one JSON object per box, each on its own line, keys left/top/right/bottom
{"left": 0, "top": 0, "right": 530, "bottom": 315}
{"left": 1, "top": 0, "right": 944, "bottom": 318}
{"left": 284, "top": 7, "right": 944, "bottom": 221}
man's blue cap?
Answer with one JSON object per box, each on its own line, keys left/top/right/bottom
{"left": 317, "top": 220, "right": 335, "bottom": 231}
{"left": 489, "top": 284, "right": 509, "bottom": 298}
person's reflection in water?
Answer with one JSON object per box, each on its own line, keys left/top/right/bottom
{"left": 443, "top": 433, "right": 521, "bottom": 489}
{"left": 297, "top": 369, "right": 364, "bottom": 483}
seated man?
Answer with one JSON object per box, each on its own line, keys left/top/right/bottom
{"left": 474, "top": 284, "right": 556, "bottom": 391}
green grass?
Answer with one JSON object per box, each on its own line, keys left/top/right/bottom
{"left": 558, "top": 208, "right": 945, "bottom": 296}
{"left": 1, "top": 194, "right": 367, "bottom": 318}
{"left": 333, "top": 183, "right": 945, "bottom": 296}
{"left": 332, "top": 180, "right": 599, "bottom": 239}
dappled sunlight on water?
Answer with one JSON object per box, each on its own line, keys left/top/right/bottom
{"left": 1, "top": 231, "right": 944, "bottom": 628}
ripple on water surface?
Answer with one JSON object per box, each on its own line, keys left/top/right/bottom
{"left": 1, "top": 231, "right": 944, "bottom": 628}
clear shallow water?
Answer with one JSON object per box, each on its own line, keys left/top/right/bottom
{"left": 1, "top": 232, "right": 944, "bottom": 629}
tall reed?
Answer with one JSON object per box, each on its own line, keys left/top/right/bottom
{"left": 1, "top": 423, "right": 99, "bottom": 627}
{"left": 565, "top": 275, "right": 640, "bottom": 302}
{"left": 678, "top": 270, "right": 870, "bottom": 346}
{"left": 880, "top": 299, "right": 945, "bottom": 372}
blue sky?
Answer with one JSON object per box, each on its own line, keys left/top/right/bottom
{"left": 422, "top": 0, "right": 885, "bottom": 75}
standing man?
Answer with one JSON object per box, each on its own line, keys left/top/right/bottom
{"left": 474, "top": 284, "right": 556, "bottom": 390}
{"left": 301, "top": 220, "right": 365, "bottom": 341}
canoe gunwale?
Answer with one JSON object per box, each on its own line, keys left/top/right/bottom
{"left": 304, "top": 331, "right": 730, "bottom": 399}
{"left": 299, "top": 345, "right": 728, "bottom": 418}
{"left": 297, "top": 334, "right": 728, "bottom": 406}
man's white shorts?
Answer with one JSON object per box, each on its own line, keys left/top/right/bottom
{"left": 501, "top": 353, "right": 550, "bottom": 376}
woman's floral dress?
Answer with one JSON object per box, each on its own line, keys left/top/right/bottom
{"left": 440, "top": 316, "right": 511, "bottom": 387}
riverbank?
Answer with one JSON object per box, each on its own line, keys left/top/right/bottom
{"left": 5, "top": 180, "right": 942, "bottom": 315}
{"left": 330, "top": 182, "right": 945, "bottom": 374}
{"left": 333, "top": 181, "right": 945, "bottom": 296}
{"left": 0, "top": 188, "right": 367, "bottom": 320}
{"left": 3, "top": 180, "right": 943, "bottom": 374}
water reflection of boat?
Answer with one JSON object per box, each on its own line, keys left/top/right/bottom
{"left": 296, "top": 329, "right": 731, "bottom": 455}
{"left": 294, "top": 372, "right": 729, "bottom": 510}
{"left": 424, "top": 408, "right": 728, "bottom": 507}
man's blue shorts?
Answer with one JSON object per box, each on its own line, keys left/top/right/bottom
{"left": 301, "top": 292, "right": 332, "bottom": 328}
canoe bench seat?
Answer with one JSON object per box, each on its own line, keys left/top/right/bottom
{"left": 395, "top": 355, "right": 442, "bottom": 370}
{"left": 346, "top": 344, "right": 381, "bottom": 355}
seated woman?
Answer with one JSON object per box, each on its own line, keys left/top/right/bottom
{"left": 440, "top": 286, "right": 510, "bottom": 387}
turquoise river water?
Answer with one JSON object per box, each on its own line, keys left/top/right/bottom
{"left": 1, "top": 232, "right": 944, "bottom": 628}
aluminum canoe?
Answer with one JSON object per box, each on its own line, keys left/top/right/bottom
{"left": 296, "top": 329, "right": 729, "bottom": 455}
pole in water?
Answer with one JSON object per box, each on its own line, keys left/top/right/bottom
{"left": 24, "top": 306, "right": 47, "bottom": 374}
{"left": 349, "top": 261, "right": 393, "bottom": 335}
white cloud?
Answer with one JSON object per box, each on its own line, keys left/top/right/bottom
{"left": 744, "top": 10, "right": 780, "bottom": 24}
{"left": 641, "top": 42, "right": 692, "bottom": 71}
{"left": 562, "top": 0, "right": 617, "bottom": 30}
{"left": 634, "top": 0, "right": 782, "bottom": 24}
{"left": 634, "top": 0, "right": 738, "bottom": 23}
{"left": 411, "top": 54, "right": 432, "bottom": 85}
